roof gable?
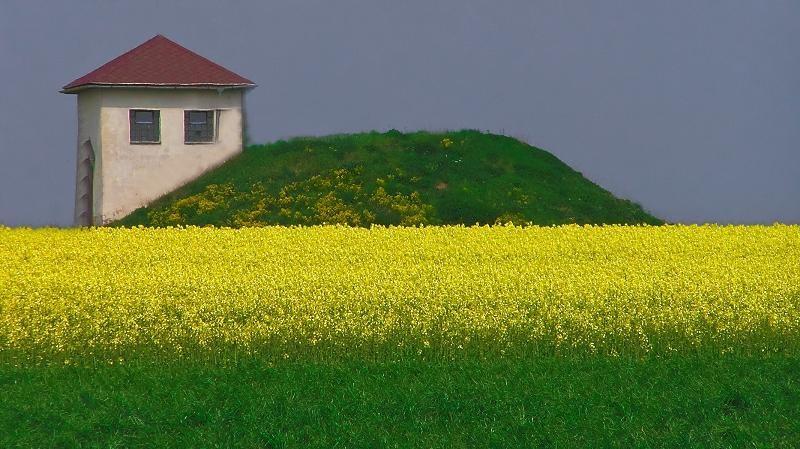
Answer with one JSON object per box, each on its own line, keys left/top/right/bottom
{"left": 62, "top": 35, "right": 255, "bottom": 93}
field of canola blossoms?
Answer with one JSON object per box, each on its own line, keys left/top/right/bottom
{"left": 1, "top": 224, "right": 798, "bottom": 365}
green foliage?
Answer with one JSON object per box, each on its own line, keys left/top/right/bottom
{"left": 2, "top": 356, "right": 798, "bottom": 448}
{"left": 117, "top": 130, "right": 662, "bottom": 227}
{"left": 145, "top": 167, "right": 433, "bottom": 227}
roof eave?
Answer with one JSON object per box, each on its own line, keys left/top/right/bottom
{"left": 60, "top": 82, "right": 257, "bottom": 94}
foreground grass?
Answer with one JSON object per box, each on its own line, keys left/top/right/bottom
{"left": 1, "top": 356, "right": 797, "bottom": 448}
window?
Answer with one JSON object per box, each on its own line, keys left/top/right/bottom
{"left": 184, "top": 110, "right": 215, "bottom": 143}
{"left": 129, "top": 110, "right": 160, "bottom": 144}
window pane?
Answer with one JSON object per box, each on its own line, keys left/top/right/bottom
{"left": 134, "top": 111, "right": 154, "bottom": 124}
{"left": 130, "top": 110, "right": 160, "bottom": 143}
{"left": 189, "top": 111, "right": 207, "bottom": 124}
{"left": 185, "top": 110, "right": 214, "bottom": 143}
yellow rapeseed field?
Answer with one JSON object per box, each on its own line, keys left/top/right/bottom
{"left": 0, "top": 225, "right": 798, "bottom": 364}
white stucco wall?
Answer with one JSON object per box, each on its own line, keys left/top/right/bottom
{"left": 75, "top": 89, "right": 102, "bottom": 225}
{"left": 75, "top": 87, "right": 245, "bottom": 223}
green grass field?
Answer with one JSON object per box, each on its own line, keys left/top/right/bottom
{"left": 116, "top": 130, "right": 661, "bottom": 227}
{"left": 2, "top": 356, "right": 798, "bottom": 448}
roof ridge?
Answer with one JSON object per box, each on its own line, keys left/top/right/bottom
{"left": 152, "top": 35, "right": 253, "bottom": 85}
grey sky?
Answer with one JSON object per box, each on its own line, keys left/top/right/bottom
{"left": 1, "top": 0, "right": 798, "bottom": 226}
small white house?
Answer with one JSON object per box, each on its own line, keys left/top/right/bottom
{"left": 61, "top": 35, "right": 255, "bottom": 225}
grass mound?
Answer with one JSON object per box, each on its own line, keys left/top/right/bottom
{"left": 116, "top": 130, "right": 661, "bottom": 227}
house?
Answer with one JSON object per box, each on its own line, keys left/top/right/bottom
{"left": 61, "top": 35, "right": 255, "bottom": 226}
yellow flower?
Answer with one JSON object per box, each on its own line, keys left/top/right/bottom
{"left": 0, "top": 224, "right": 797, "bottom": 365}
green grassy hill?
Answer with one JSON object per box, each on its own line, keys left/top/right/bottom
{"left": 116, "top": 130, "right": 661, "bottom": 227}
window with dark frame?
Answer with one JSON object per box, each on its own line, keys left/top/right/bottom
{"left": 129, "top": 110, "right": 160, "bottom": 143}
{"left": 184, "top": 110, "right": 215, "bottom": 143}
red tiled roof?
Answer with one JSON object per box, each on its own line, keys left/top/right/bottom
{"left": 62, "top": 35, "right": 255, "bottom": 92}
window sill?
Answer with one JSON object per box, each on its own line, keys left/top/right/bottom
{"left": 184, "top": 141, "right": 216, "bottom": 145}
{"left": 130, "top": 141, "right": 161, "bottom": 145}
